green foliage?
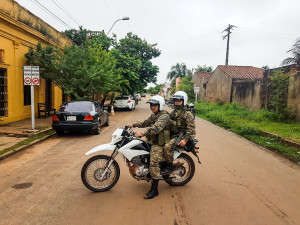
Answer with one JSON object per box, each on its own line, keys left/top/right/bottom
{"left": 113, "top": 32, "right": 161, "bottom": 94}
{"left": 269, "top": 70, "right": 293, "bottom": 121}
{"left": 57, "top": 44, "right": 119, "bottom": 100}
{"left": 177, "top": 75, "right": 194, "bottom": 101}
{"left": 147, "top": 84, "right": 163, "bottom": 94}
{"left": 167, "top": 63, "right": 192, "bottom": 81}
{"left": 282, "top": 38, "right": 300, "bottom": 66}
{"left": 25, "top": 30, "right": 161, "bottom": 100}
{"left": 62, "top": 26, "right": 90, "bottom": 46}
{"left": 193, "top": 65, "right": 213, "bottom": 72}
{"left": 194, "top": 101, "right": 300, "bottom": 162}
{"left": 25, "top": 42, "right": 61, "bottom": 80}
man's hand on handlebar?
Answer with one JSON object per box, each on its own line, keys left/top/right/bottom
{"left": 178, "top": 140, "right": 186, "bottom": 147}
{"left": 134, "top": 133, "right": 143, "bottom": 138}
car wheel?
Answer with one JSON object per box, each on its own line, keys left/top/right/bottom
{"left": 93, "top": 122, "right": 101, "bottom": 135}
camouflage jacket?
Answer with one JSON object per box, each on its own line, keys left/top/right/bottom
{"left": 170, "top": 107, "right": 196, "bottom": 142}
{"left": 132, "top": 111, "right": 171, "bottom": 145}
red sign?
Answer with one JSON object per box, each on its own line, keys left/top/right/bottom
{"left": 24, "top": 77, "right": 31, "bottom": 85}
{"left": 32, "top": 77, "right": 39, "bottom": 85}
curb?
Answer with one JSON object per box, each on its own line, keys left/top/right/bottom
{"left": 0, "top": 127, "right": 53, "bottom": 138}
{"left": 0, "top": 131, "right": 56, "bottom": 160}
{"left": 260, "top": 131, "right": 300, "bottom": 149}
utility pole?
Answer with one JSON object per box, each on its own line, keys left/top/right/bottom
{"left": 222, "top": 24, "right": 237, "bottom": 65}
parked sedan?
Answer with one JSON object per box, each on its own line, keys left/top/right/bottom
{"left": 114, "top": 96, "right": 135, "bottom": 111}
{"left": 52, "top": 101, "right": 109, "bottom": 135}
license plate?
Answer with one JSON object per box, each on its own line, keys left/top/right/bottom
{"left": 67, "top": 116, "right": 76, "bottom": 121}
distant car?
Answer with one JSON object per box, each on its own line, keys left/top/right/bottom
{"left": 114, "top": 96, "right": 135, "bottom": 111}
{"left": 52, "top": 101, "right": 109, "bottom": 135}
{"left": 141, "top": 94, "right": 146, "bottom": 97}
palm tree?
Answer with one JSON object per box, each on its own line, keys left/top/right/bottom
{"left": 167, "top": 63, "right": 192, "bottom": 81}
{"left": 282, "top": 38, "right": 300, "bottom": 67}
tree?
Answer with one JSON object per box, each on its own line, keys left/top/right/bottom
{"left": 25, "top": 42, "right": 61, "bottom": 80}
{"left": 57, "top": 44, "right": 119, "bottom": 100}
{"left": 177, "top": 75, "right": 194, "bottom": 101}
{"left": 62, "top": 26, "right": 90, "bottom": 46}
{"left": 167, "top": 63, "right": 192, "bottom": 81}
{"left": 282, "top": 38, "right": 300, "bottom": 67}
{"left": 193, "top": 65, "right": 213, "bottom": 72}
{"left": 113, "top": 32, "right": 161, "bottom": 94}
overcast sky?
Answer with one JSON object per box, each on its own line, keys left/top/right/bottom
{"left": 16, "top": 0, "right": 300, "bottom": 85}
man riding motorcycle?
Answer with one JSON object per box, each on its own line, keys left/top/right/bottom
{"left": 129, "top": 95, "right": 171, "bottom": 199}
{"left": 163, "top": 91, "right": 196, "bottom": 173}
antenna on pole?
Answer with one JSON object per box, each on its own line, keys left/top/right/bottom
{"left": 222, "top": 24, "right": 237, "bottom": 65}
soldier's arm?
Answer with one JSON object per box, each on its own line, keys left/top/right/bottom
{"left": 132, "top": 115, "right": 153, "bottom": 128}
{"left": 183, "top": 111, "right": 196, "bottom": 142}
{"left": 144, "top": 114, "right": 170, "bottom": 136}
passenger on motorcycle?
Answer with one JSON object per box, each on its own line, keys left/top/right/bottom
{"left": 163, "top": 91, "right": 196, "bottom": 174}
{"left": 129, "top": 95, "right": 171, "bottom": 199}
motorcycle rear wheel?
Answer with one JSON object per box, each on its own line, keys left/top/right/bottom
{"left": 165, "top": 153, "right": 195, "bottom": 186}
{"left": 81, "top": 155, "right": 120, "bottom": 192}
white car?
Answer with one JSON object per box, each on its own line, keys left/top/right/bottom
{"left": 114, "top": 96, "right": 135, "bottom": 111}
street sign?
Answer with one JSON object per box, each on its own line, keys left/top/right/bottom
{"left": 23, "top": 66, "right": 40, "bottom": 86}
{"left": 194, "top": 87, "right": 200, "bottom": 94}
{"left": 23, "top": 66, "right": 40, "bottom": 130}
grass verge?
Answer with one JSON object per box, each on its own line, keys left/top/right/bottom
{"left": 0, "top": 130, "right": 55, "bottom": 156}
{"left": 195, "top": 102, "right": 300, "bottom": 163}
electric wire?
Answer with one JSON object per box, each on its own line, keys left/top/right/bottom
{"left": 29, "top": 0, "right": 72, "bottom": 29}
{"left": 50, "top": 0, "right": 81, "bottom": 27}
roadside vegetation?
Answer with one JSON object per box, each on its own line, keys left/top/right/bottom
{"left": 194, "top": 102, "right": 300, "bottom": 162}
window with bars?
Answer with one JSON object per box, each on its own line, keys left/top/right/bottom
{"left": 0, "top": 68, "right": 8, "bottom": 117}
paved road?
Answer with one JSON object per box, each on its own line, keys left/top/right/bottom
{"left": 0, "top": 97, "right": 299, "bottom": 225}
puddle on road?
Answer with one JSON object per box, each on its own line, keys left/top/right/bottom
{"left": 11, "top": 182, "right": 33, "bottom": 189}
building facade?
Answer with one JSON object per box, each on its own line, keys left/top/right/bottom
{"left": 0, "top": 0, "right": 72, "bottom": 123}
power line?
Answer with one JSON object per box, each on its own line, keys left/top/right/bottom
{"left": 222, "top": 24, "right": 237, "bottom": 65}
{"left": 50, "top": 0, "right": 81, "bottom": 27}
{"left": 29, "top": 0, "right": 72, "bottom": 29}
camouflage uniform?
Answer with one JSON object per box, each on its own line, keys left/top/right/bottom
{"left": 164, "top": 107, "right": 196, "bottom": 163}
{"left": 133, "top": 111, "right": 170, "bottom": 179}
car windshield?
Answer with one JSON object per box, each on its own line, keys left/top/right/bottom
{"left": 115, "top": 96, "right": 129, "bottom": 100}
{"left": 59, "top": 102, "right": 93, "bottom": 112}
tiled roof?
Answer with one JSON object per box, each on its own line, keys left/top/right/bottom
{"left": 192, "top": 72, "right": 212, "bottom": 84}
{"left": 217, "top": 65, "right": 264, "bottom": 80}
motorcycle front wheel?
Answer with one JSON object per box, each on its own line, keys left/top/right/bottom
{"left": 81, "top": 155, "right": 120, "bottom": 192}
{"left": 165, "top": 153, "right": 195, "bottom": 186}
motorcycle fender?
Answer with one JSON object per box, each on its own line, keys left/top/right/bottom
{"left": 174, "top": 150, "right": 183, "bottom": 160}
{"left": 85, "top": 144, "right": 116, "bottom": 156}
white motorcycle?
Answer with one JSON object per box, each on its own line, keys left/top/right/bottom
{"left": 81, "top": 126, "right": 201, "bottom": 192}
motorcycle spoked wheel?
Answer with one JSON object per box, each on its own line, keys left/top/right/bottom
{"left": 81, "top": 155, "right": 120, "bottom": 192}
{"left": 165, "top": 153, "right": 195, "bottom": 186}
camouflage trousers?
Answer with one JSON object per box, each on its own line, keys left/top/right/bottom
{"left": 163, "top": 138, "right": 177, "bottom": 164}
{"left": 150, "top": 145, "right": 164, "bottom": 179}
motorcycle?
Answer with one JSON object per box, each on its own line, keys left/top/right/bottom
{"left": 81, "top": 126, "right": 201, "bottom": 192}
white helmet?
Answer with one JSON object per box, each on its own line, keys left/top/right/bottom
{"left": 147, "top": 95, "right": 165, "bottom": 111}
{"left": 172, "top": 91, "right": 188, "bottom": 106}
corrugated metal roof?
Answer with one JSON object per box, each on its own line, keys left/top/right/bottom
{"left": 217, "top": 65, "right": 264, "bottom": 80}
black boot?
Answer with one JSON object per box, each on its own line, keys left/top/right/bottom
{"left": 160, "top": 162, "right": 173, "bottom": 176}
{"left": 144, "top": 179, "right": 159, "bottom": 199}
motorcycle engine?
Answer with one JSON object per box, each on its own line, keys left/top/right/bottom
{"left": 128, "top": 156, "right": 149, "bottom": 178}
